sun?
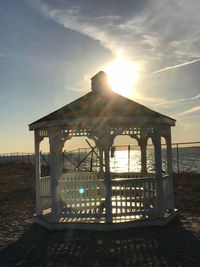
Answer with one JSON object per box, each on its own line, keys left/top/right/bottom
{"left": 104, "top": 58, "right": 138, "bottom": 97}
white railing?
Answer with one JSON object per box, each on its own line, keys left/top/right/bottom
{"left": 57, "top": 172, "right": 157, "bottom": 220}
{"left": 59, "top": 180, "right": 105, "bottom": 217}
{"left": 59, "top": 172, "right": 105, "bottom": 218}
{"left": 111, "top": 177, "right": 156, "bottom": 218}
{"left": 61, "top": 171, "right": 100, "bottom": 181}
{"left": 40, "top": 176, "right": 51, "bottom": 211}
{"left": 40, "top": 173, "right": 170, "bottom": 222}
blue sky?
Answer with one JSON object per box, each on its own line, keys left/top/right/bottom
{"left": 0, "top": 0, "right": 200, "bottom": 152}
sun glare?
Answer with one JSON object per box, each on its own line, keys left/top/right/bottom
{"left": 104, "top": 58, "right": 138, "bottom": 97}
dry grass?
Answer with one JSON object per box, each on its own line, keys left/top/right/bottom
{"left": 0, "top": 163, "right": 35, "bottom": 250}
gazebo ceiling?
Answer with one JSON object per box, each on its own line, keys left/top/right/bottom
{"left": 29, "top": 71, "right": 175, "bottom": 130}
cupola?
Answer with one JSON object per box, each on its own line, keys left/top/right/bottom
{"left": 91, "top": 71, "right": 111, "bottom": 93}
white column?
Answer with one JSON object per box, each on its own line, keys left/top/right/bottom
{"left": 166, "top": 129, "right": 174, "bottom": 211}
{"left": 48, "top": 128, "right": 64, "bottom": 221}
{"left": 140, "top": 129, "right": 147, "bottom": 176}
{"left": 99, "top": 147, "right": 104, "bottom": 174}
{"left": 140, "top": 140, "right": 147, "bottom": 175}
{"left": 104, "top": 145, "right": 112, "bottom": 223}
{"left": 97, "top": 131, "right": 113, "bottom": 224}
{"left": 91, "top": 130, "right": 114, "bottom": 223}
{"left": 34, "top": 130, "right": 43, "bottom": 215}
{"left": 153, "top": 129, "right": 164, "bottom": 217}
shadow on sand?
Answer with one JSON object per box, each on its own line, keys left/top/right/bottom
{"left": 1, "top": 218, "right": 200, "bottom": 267}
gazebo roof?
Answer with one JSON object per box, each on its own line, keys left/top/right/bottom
{"left": 29, "top": 71, "right": 175, "bottom": 130}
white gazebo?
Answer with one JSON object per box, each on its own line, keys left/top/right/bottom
{"left": 29, "top": 71, "right": 176, "bottom": 230}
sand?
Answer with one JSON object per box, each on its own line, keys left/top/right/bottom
{"left": 0, "top": 163, "right": 200, "bottom": 266}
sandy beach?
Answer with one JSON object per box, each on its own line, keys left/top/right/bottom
{"left": 0, "top": 163, "right": 200, "bottom": 266}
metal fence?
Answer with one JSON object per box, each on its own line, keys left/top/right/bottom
{"left": 171, "top": 142, "right": 200, "bottom": 173}
{"left": 0, "top": 141, "right": 199, "bottom": 174}
{"left": 0, "top": 152, "right": 49, "bottom": 166}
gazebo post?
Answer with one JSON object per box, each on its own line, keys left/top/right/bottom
{"left": 99, "top": 147, "right": 104, "bottom": 174}
{"left": 96, "top": 130, "right": 114, "bottom": 224}
{"left": 34, "top": 130, "right": 43, "bottom": 215}
{"left": 166, "top": 128, "right": 174, "bottom": 211}
{"left": 48, "top": 127, "right": 64, "bottom": 221}
{"left": 89, "top": 134, "right": 104, "bottom": 175}
{"left": 153, "top": 128, "right": 164, "bottom": 216}
{"left": 140, "top": 129, "right": 148, "bottom": 175}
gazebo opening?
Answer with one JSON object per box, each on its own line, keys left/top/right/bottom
{"left": 63, "top": 137, "right": 97, "bottom": 172}
{"left": 29, "top": 71, "right": 176, "bottom": 230}
{"left": 147, "top": 137, "right": 155, "bottom": 174}
{"left": 111, "top": 135, "right": 141, "bottom": 173}
{"left": 161, "top": 136, "right": 168, "bottom": 174}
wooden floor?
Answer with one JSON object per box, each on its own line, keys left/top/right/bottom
{"left": 37, "top": 204, "right": 177, "bottom": 231}
{"left": 35, "top": 210, "right": 177, "bottom": 231}
{"left": 41, "top": 207, "right": 168, "bottom": 224}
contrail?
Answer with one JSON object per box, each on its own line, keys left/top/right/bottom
{"left": 153, "top": 58, "right": 200, "bottom": 74}
{"left": 153, "top": 93, "right": 200, "bottom": 107}
{"left": 174, "top": 105, "right": 200, "bottom": 117}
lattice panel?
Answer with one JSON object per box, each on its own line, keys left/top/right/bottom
{"left": 40, "top": 176, "right": 51, "bottom": 211}
{"left": 59, "top": 175, "right": 106, "bottom": 218}
{"left": 65, "top": 129, "right": 91, "bottom": 137}
{"left": 111, "top": 178, "right": 157, "bottom": 217}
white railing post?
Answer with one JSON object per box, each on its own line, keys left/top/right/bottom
{"left": 34, "top": 130, "right": 43, "bottom": 215}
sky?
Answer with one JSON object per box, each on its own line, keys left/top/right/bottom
{"left": 0, "top": 0, "right": 200, "bottom": 153}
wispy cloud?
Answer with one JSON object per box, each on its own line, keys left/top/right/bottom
{"left": 153, "top": 58, "right": 200, "bottom": 74}
{"left": 134, "top": 93, "right": 165, "bottom": 106}
{"left": 29, "top": 0, "right": 200, "bottom": 118}
{"left": 173, "top": 105, "right": 200, "bottom": 117}
{"left": 30, "top": 0, "right": 200, "bottom": 65}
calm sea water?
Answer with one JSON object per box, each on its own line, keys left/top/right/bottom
{"left": 64, "top": 147, "right": 200, "bottom": 174}
{"left": 109, "top": 147, "right": 200, "bottom": 173}
{"left": 0, "top": 147, "right": 199, "bottom": 173}
{"left": 171, "top": 147, "right": 200, "bottom": 173}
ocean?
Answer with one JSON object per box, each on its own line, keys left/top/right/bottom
{"left": 64, "top": 146, "right": 200, "bottom": 174}
{"left": 0, "top": 146, "right": 199, "bottom": 173}
{"left": 109, "top": 147, "right": 200, "bottom": 173}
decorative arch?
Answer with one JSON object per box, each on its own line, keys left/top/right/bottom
{"left": 129, "top": 133, "right": 141, "bottom": 146}
{"left": 112, "top": 134, "right": 141, "bottom": 173}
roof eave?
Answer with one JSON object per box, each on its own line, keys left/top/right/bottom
{"left": 29, "top": 116, "right": 176, "bottom": 131}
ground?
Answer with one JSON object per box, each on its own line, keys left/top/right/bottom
{"left": 0, "top": 163, "right": 200, "bottom": 266}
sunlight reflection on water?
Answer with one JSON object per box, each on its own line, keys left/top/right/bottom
{"left": 110, "top": 149, "right": 157, "bottom": 173}
{"left": 110, "top": 150, "right": 140, "bottom": 173}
